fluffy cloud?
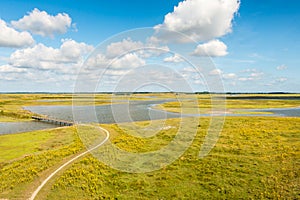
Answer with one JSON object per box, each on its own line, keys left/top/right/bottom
{"left": 60, "top": 39, "right": 94, "bottom": 60}
{"left": 82, "top": 53, "right": 146, "bottom": 87}
{"left": 208, "top": 69, "right": 237, "bottom": 80}
{"left": 222, "top": 73, "right": 237, "bottom": 79}
{"left": 238, "top": 77, "right": 250, "bottom": 81}
{"left": 192, "top": 40, "right": 228, "bottom": 57}
{"left": 0, "top": 19, "right": 34, "bottom": 48}
{"left": 238, "top": 70, "right": 264, "bottom": 81}
{"left": 276, "top": 77, "right": 287, "bottom": 83}
{"left": 85, "top": 53, "right": 109, "bottom": 69}
{"left": 178, "top": 66, "right": 205, "bottom": 87}
{"left": 0, "top": 64, "right": 27, "bottom": 73}
{"left": 209, "top": 69, "right": 222, "bottom": 75}
{"left": 8, "top": 39, "right": 93, "bottom": 71}
{"left": 265, "top": 77, "right": 288, "bottom": 88}
{"left": 11, "top": 8, "right": 72, "bottom": 37}
{"left": 86, "top": 38, "right": 155, "bottom": 70}
{"left": 82, "top": 45, "right": 147, "bottom": 82}
{"left": 155, "top": 0, "right": 240, "bottom": 42}
{"left": 106, "top": 38, "right": 144, "bottom": 58}
{"left": 242, "top": 68, "right": 258, "bottom": 73}
{"left": 0, "top": 66, "right": 76, "bottom": 83}
{"left": 82, "top": 37, "right": 171, "bottom": 78}
{"left": 276, "top": 65, "right": 287, "bottom": 70}
{"left": 250, "top": 72, "right": 263, "bottom": 78}
{"left": 164, "top": 54, "right": 184, "bottom": 63}
{"left": 182, "top": 67, "right": 200, "bottom": 73}
{"left": 111, "top": 53, "right": 146, "bottom": 69}
{"left": 106, "top": 38, "right": 169, "bottom": 59}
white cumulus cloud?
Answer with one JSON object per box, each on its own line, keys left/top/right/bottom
{"left": 11, "top": 8, "right": 72, "bottom": 37}
{"left": 0, "top": 19, "right": 34, "bottom": 48}
{"left": 0, "top": 64, "right": 27, "bottom": 73}
{"left": 192, "top": 40, "right": 228, "bottom": 57}
{"left": 164, "top": 54, "right": 184, "bottom": 63}
{"left": 209, "top": 69, "right": 222, "bottom": 75}
{"left": 276, "top": 77, "right": 287, "bottom": 83}
{"left": 182, "top": 67, "right": 200, "bottom": 73}
{"left": 223, "top": 73, "right": 237, "bottom": 79}
{"left": 276, "top": 65, "right": 287, "bottom": 70}
{"left": 155, "top": 0, "right": 240, "bottom": 42}
{"left": 238, "top": 70, "right": 264, "bottom": 81}
{"left": 8, "top": 39, "right": 93, "bottom": 71}
{"left": 60, "top": 39, "right": 94, "bottom": 60}
{"left": 111, "top": 53, "right": 146, "bottom": 69}
{"left": 106, "top": 38, "right": 144, "bottom": 58}
{"left": 106, "top": 38, "right": 170, "bottom": 59}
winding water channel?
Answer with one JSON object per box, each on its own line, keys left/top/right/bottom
{"left": 1, "top": 99, "right": 300, "bottom": 135}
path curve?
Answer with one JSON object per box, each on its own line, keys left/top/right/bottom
{"left": 28, "top": 125, "right": 110, "bottom": 200}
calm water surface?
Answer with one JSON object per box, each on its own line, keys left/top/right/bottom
{"left": 26, "top": 100, "right": 181, "bottom": 124}
{"left": 1, "top": 100, "right": 299, "bottom": 135}
{"left": 0, "top": 122, "right": 58, "bottom": 135}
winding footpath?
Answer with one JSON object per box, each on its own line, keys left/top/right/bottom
{"left": 28, "top": 125, "right": 110, "bottom": 200}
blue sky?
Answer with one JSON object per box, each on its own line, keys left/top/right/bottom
{"left": 0, "top": 0, "right": 299, "bottom": 92}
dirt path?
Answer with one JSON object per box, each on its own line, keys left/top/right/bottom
{"left": 28, "top": 125, "right": 110, "bottom": 200}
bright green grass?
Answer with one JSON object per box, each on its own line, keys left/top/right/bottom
{"left": 232, "top": 111, "right": 274, "bottom": 115}
{"left": 0, "top": 116, "right": 31, "bottom": 122}
{"left": 0, "top": 127, "right": 75, "bottom": 162}
{"left": 0, "top": 94, "right": 299, "bottom": 199}
{"left": 158, "top": 94, "right": 300, "bottom": 114}
{"left": 0, "top": 124, "right": 117, "bottom": 199}
{"left": 0, "top": 126, "right": 85, "bottom": 199}
{"left": 0, "top": 93, "right": 158, "bottom": 122}
{"left": 44, "top": 117, "right": 300, "bottom": 199}
{"left": 1, "top": 93, "right": 299, "bottom": 121}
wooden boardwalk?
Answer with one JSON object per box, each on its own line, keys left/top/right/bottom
{"left": 32, "top": 116, "right": 74, "bottom": 126}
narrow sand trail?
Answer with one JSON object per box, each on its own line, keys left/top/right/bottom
{"left": 29, "top": 125, "right": 110, "bottom": 200}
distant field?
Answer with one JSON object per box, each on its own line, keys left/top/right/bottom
{"left": 0, "top": 93, "right": 155, "bottom": 122}
{"left": 0, "top": 93, "right": 299, "bottom": 199}
{"left": 157, "top": 94, "right": 300, "bottom": 114}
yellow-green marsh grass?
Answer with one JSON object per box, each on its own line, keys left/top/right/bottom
{"left": 0, "top": 126, "right": 84, "bottom": 199}
{"left": 0, "top": 93, "right": 299, "bottom": 199}
{"left": 157, "top": 94, "right": 300, "bottom": 114}
{"left": 0, "top": 127, "right": 76, "bottom": 162}
{"left": 46, "top": 117, "right": 300, "bottom": 199}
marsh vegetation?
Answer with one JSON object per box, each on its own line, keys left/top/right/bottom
{"left": 0, "top": 93, "right": 299, "bottom": 199}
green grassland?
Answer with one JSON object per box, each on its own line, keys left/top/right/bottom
{"left": 0, "top": 126, "right": 84, "bottom": 199}
{"left": 46, "top": 117, "right": 299, "bottom": 199}
{"left": 0, "top": 93, "right": 299, "bottom": 199}
{"left": 0, "top": 127, "right": 76, "bottom": 162}
{"left": 0, "top": 93, "right": 165, "bottom": 122}
{"left": 157, "top": 94, "right": 300, "bottom": 114}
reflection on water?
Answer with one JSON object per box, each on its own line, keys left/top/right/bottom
{"left": 1, "top": 99, "right": 299, "bottom": 135}
{"left": 26, "top": 100, "right": 181, "bottom": 124}
{"left": 0, "top": 122, "right": 58, "bottom": 135}
{"left": 250, "top": 107, "right": 300, "bottom": 117}
{"left": 26, "top": 104, "right": 300, "bottom": 121}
